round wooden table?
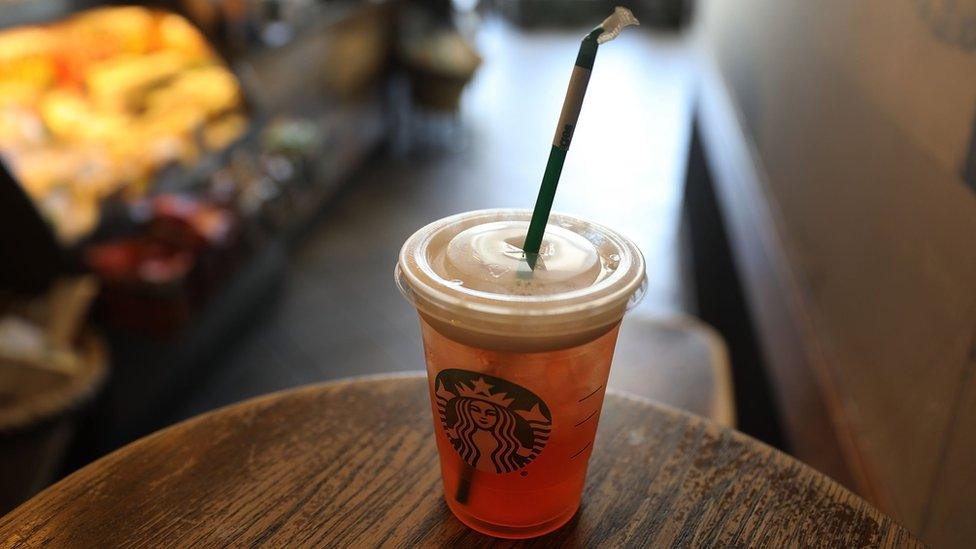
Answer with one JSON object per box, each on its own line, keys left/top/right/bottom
{"left": 0, "top": 374, "right": 920, "bottom": 547}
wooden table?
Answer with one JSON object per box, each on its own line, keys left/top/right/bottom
{"left": 0, "top": 374, "right": 920, "bottom": 547}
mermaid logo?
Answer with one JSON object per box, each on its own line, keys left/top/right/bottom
{"left": 435, "top": 369, "right": 552, "bottom": 474}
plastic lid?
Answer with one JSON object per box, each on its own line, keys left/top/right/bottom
{"left": 396, "top": 209, "right": 646, "bottom": 351}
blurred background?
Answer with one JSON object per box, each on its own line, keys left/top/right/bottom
{"left": 0, "top": 0, "right": 973, "bottom": 546}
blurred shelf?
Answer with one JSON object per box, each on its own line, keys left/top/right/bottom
{"left": 61, "top": 93, "right": 387, "bottom": 473}
{"left": 0, "top": 0, "right": 393, "bottom": 476}
{"left": 63, "top": 237, "right": 287, "bottom": 471}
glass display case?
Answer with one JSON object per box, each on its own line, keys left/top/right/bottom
{"left": 0, "top": 0, "right": 394, "bottom": 470}
{"left": 0, "top": 6, "right": 248, "bottom": 244}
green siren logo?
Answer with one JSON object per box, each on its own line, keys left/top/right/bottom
{"left": 435, "top": 369, "right": 552, "bottom": 474}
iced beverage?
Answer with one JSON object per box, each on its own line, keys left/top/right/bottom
{"left": 396, "top": 209, "right": 645, "bottom": 539}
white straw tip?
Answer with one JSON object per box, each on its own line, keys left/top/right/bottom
{"left": 597, "top": 7, "right": 640, "bottom": 44}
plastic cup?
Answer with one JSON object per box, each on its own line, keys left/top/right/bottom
{"left": 395, "top": 209, "right": 645, "bottom": 539}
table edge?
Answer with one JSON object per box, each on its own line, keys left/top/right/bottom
{"left": 0, "top": 372, "right": 922, "bottom": 543}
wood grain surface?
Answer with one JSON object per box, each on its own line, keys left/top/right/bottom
{"left": 0, "top": 374, "right": 920, "bottom": 548}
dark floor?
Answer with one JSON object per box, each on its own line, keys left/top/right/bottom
{"left": 176, "top": 19, "right": 694, "bottom": 419}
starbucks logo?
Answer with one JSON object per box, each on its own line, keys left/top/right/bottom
{"left": 434, "top": 369, "right": 552, "bottom": 474}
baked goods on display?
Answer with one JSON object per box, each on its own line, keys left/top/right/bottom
{"left": 0, "top": 7, "right": 248, "bottom": 244}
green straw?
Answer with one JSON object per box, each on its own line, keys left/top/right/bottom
{"left": 522, "top": 7, "right": 639, "bottom": 268}
{"left": 454, "top": 8, "right": 638, "bottom": 507}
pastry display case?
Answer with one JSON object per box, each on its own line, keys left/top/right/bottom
{"left": 0, "top": 0, "right": 394, "bottom": 469}
{"left": 0, "top": 1, "right": 391, "bottom": 328}
{"left": 0, "top": 6, "right": 247, "bottom": 245}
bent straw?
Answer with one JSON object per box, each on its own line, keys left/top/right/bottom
{"left": 521, "top": 7, "right": 639, "bottom": 269}
{"left": 455, "top": 8, "right": 639, "bottom": 507}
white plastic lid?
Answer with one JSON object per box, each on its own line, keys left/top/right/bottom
{"left": 396, "top": 209, "right": 646, "bottom": 352}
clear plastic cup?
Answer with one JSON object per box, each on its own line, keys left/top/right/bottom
{"left": 396, "top": 209, "right": 645, "bottom": 539}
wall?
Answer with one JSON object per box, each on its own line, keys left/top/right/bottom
{"left": 695, "top": 1, "right": 976, "bottom": 546}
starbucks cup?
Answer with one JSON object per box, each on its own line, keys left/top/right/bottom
{"left": 395, "top": 208, "right": 646, "bottom": 539}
